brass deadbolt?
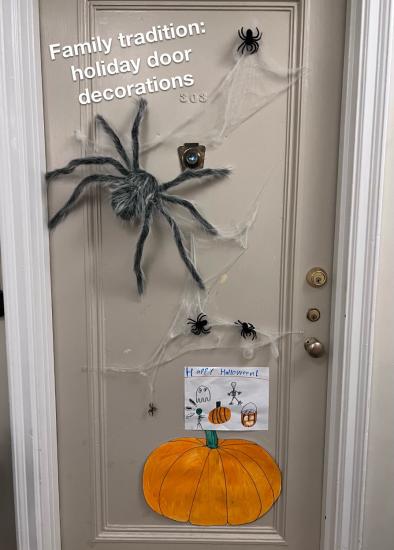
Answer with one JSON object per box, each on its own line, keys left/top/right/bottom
{"left": 307, "top": 308, "right": 321, "bottom": 322}
{"left": 306, "top": 267, "right": 328, "bottom": 288}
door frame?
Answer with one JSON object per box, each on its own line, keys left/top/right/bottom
{"left": 0, "top": 1, "right": 392, "bottom": 549}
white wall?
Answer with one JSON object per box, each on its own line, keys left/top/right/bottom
{"left": 362, "top": 51, "right": 394, "bottom": 550}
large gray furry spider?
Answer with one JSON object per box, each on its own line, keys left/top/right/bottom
{"left": 46, "top": 98, "right": 230, "bottom": 294}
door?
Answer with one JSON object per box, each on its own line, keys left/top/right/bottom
{"left": 40, "top": 1, "right": 346, "bottom": 548}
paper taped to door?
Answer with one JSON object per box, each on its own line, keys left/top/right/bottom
{"left": 184, "top": 366, "right": 269, "bottom": 431}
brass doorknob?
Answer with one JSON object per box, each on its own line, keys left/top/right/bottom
{"left": 304, "top": 337, "right": 325, "bottom": 358}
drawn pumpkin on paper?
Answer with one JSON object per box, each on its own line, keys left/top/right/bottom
{"left": 208, "top": 401, "right": 231, "bottom": 425}
{"left": 143, "top": 431, "right": 281, "bottom": 525}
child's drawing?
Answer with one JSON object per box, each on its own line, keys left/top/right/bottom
{"left": 228, "top": 381, "right": 242, "bottom": 405}
{"left": 184, "top": 366, "right": 269, "bottom": 431}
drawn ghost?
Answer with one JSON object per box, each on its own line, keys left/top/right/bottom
{"left": 196, "top": 385, "right": 211, "bottom": 403}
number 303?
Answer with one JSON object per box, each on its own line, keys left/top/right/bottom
{"left": 179, "top": 92, "right": 208, "bottom": 103}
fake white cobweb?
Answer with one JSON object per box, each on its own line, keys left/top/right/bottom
{"left": 75, "top": 42, "right": 305, "bottom": 402}
{"left": 142, "top": 48, "right": 304, "bottom": 151}
{"left": 104, "top": 186, "right": 302, "bottom": 399}
{"left": 76, "top": 46, "right": 304, "bottom": 155}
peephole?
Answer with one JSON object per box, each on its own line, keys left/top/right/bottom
{"left": 178, "top": 143, "right": 206, "bottom": 170}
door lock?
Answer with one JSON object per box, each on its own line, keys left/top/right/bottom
{"left": 304, "top": 337, "right": 325, "bottom": 358}
{"left": 307, "top": 308, "right": 321, "bottom": 322}
{"left": 306, "top": 267, "right": 328, "bottom": 288}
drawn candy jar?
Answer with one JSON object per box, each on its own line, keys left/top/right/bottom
{"left": 241, "top": 402, "right": 257, "bottom": 428}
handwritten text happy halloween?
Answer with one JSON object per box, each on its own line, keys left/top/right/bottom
{"left": 185, "top": 367, "right": 262, "bottom": 378}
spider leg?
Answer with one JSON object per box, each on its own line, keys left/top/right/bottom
{"left": 252, "top": 28, "right": 261, "bottom": 39}
{"left": 159, "top": 168, "right": 231, "bottom": 192}
{"left": 133, "top": 200, "right": 154, "bottom": 295}
{"left": 160, "top": 193, "right": 218, "bottom": 235}
{"left": 239, "top": 27, "right": 246, "bottom": 39}
{"left": 158, "top": 205, "right": 205, "bottom": 290}
{"left": 48, "top": 174, "right": 120, "bottom": 229}
{"left": 46, "top": 156, "right": 130, "bottom": 181}
{"left": 96, "top": 115, "right": 132, "bottom": 170}
{"left": 238, "top": 29, "right": 243, "bottom": 40}
{"left": 131, "top": 98, "right": 147, "bottom": 171}
{"left": 240, "top": 43, "right": 246, "bottom": 55}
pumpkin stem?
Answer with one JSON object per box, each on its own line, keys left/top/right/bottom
{"left": 205, "top": 430, "right": 219, "bottom": 449}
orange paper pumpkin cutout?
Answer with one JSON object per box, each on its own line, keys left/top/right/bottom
{"left": 143, "top": 431, "right": 281, "bottom": 526}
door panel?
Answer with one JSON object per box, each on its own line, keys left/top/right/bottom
{"left": 40, "top": 1, "right": 346, "bottom": 548}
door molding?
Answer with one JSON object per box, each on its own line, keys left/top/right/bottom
{"left": 322, "top": 1, "right": 393, "bottom": 549}
{"left": 0, "top": 1, "right": 61, "bottom": 550}
{"left": 0, "top": 1, "right": 391, "bottom": 549}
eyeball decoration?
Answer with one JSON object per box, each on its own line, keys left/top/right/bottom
{"left": 242, "top": 346, "right": 255, "bottom": 360}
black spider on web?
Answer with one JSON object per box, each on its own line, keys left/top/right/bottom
{"left": 237, "top": 27, "right": 262, "bottom": 55}
{"left": 187, "top": 313, "right": 211, "bottom": 335}
{"left": 235, "top": 320, "right": 257, "bottom": 340}
{"left": 46, "top": 99, "right": 230, "bottom": 294}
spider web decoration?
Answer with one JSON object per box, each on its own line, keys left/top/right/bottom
{"left": 140, "top": 46, "right": 304, "bottom": 153}
{"left": 66, "top": 29, "right": 305, "bottom": 403}
{"left": 103, "top": 192, "right": 302, "bottom": 401}
{"left": 46, "top": 98, "right": 231, "bottom": 294}
{"left": 74, "top": 45, "right": 304, "bottom": 155}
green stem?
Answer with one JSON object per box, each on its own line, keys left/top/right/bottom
{"left": 205, "top": 430, "right": 219, "bottom": 449}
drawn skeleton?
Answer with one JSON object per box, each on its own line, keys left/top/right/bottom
{"left": 228, "top": 381, "right": 242, "bottom": 405}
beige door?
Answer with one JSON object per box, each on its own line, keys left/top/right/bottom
{"left": 40, "top": 1, "right": 346, "bottom": 548}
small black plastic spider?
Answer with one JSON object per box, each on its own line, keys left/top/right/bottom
{"left": 235, "top": 320, "right": 257, "bottom": 340}
{"left": 187, "top": 313, "right": 211, "bottom": 335}
{"left": 46, "top": 98, "right": 230, "bottom": 294}
{"left": 148, "top": 402, "right": 158, "bottom": 416}
{"left": 237, "top": 27, "right": 262, "bottom": 55}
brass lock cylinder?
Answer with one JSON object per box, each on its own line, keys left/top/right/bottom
{"left": 307, "top": 308, "right": 321, "bottom": 322}
{"left": 306, "top": 267, "right": 328, "bottom": 288}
